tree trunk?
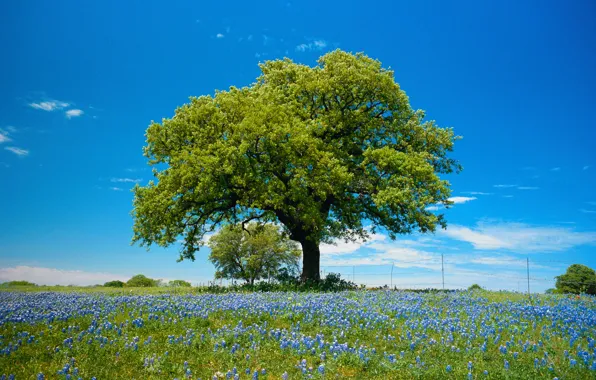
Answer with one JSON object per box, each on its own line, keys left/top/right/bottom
{"left": 300, "top": 239, "right": 321, "bottom": 282}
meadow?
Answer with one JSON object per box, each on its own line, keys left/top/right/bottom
{"left": 1, "top": 288, "right": 595, "bottom": 379}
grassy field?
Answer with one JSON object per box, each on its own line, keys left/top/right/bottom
{"left": 1, "top": 288, "right": 595, "bottom": 379}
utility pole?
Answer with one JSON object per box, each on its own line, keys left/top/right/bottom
{"left": 390, "top": 262, "right": 394, "bottom": 289}
{"left": 441, "top": 253, "right": 445, "bottom": 290}
{"left": 527, "top": 257, "right": 530, "bottom": 295}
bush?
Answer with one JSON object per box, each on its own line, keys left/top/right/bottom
{"left": 468, "top": 284, "right": 483, "bottom": 291}
{"left": 104, "top": 280, "right": 125, "bottom": 288}
{"left": 169, "top": 280, "right": 191, "bottom": 287}
{"left": 126, "top": 274, "right": 158, "bottom": 287}
{"left": 0, "top": 281, "right": 37, "bottom": 287}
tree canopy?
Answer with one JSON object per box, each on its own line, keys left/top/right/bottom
{"left": 132, "top": 49, "right": 460, "bottom": 281}
{"left": 126, "top": 274, "right": 158, "bottom": 287}
{"left": 169, "top": 279, "right": 192, "bottom": 287}
{"left": 208, "top": 223, "right": 301, "bottom": 285}
{"left": 555, "top": 264, "right": 596, "bottom": 295}
{"left": 104, "top": 280, "right": 125, "bottom": 288}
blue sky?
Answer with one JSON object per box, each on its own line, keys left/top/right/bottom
{"left": 1, "top": 0, "right": 595, "bottom": 291}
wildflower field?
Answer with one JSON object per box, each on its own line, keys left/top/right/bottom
{"left": 1, "top": 290, "right": 595, "bottom": 379}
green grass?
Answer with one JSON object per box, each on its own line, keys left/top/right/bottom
{"left": 1, "top": 288, "right": 595, "bottom": 379}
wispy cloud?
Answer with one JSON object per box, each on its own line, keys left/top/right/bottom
{"left": 110, "top": 178, "right": 141, "bottom": 183}
{"left": 296, "top": 39, "right": 327, "bottom": 52}
{"left": 29, "top": 100, "right": 69, "bottom": 111}
{"left": 0, "top": 266, "right": 128, "bottom": 286}
{"left": 493, "top": 184, "right": 517, "bottom": 188}
{"left": 584, "top": 166, "right": 590, "bottom": 171}
{"left": 0, "top": 131, "right": 11, "bottom": 143}
{"left": 65, "top": 109, "right": 84, "bottom": 119}
{"left": 426, "top": 196, "right": 476, "bottom": 211}
{"left": 441, "top": 222, "right": 596, "bottom": 252}
{"left": 320, "top": 232, "right": 387, "bottom": 256}
{"left": 216, "top": 33, "right": 224, "bottom": 38}
{"left": 109, "top": 187, "right": 123, "bottom": 191}
{"left": 448, "top": 196, "right": 477, "bottom": 204}
{"left": 463, "top": 191, "right": 492, "bottom": 195}
{"left": 5, "top": 147, "right": 29, "bottom": 156}
{"left": 551, "top": 167, "right": 561, "bottom": 172}
{"left": 517, "top": 186, "right": 539, "bottom": 190}
{"left": 502, "top": 195, "right": 514, "bottom": 198}
{"left": 580, "top": 209, "right": 596, "bottom": 214}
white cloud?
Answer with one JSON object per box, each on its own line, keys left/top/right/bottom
{"left": 109, "top": 187, "right": 123, "bottom": 191}
{"left": 110, "top": 177, "right": 141, "bottom": 183}
{"left": 295, "top": 39, "right": 327, "bottom": 52}
{"left": 0, "top": 132, "right": 11, "bottom": 143}
{"left": 425, "top": 196, "right": 475, "bottom": 211}
{"left": 583, "top": 166, "right": 590, "bottom": 170}
{"left": 502, "top": 195, "right": 514, "bottom": 198}
{"left": 468, "top": 255, "right": 526, "bottom": 267}
{"left": 0, "top": 266, "right": 129, "bottom": 286}
{"left": 551, "top": 167, "right": 561, "bottom": 171}
{"left": 580, "top": 209, "right": 596, "bottom": 214}
{"left": 517, "top": 186, "right": 539, "bottom": 190}
{"left": 29, "top": 100, "right": 69, "bottom": 111}
{"left": 5, "top": 147, "right": 29, "bottom": 156}
{"left": 216, "top": 33, "right": 224, "bottom": 38}
{"left": 493, "top": 184, "right": 517, "bottom": 188}
{"left": 448, "top": 196, "right": 477, "bottom": 204}
{"left": 65, "top": 109, "right": 84, "bottom": 119}
{"left": 441, "top": 225, "right": 508, "bottom": 250}
{"left": 463, "top": 192, "right": 492, "bottom": 195}
{"left": 441, "top": 222, "right": 596, "bottom": 252}
{"left": 320, "top": 232, "right": 387, "bottom": 255}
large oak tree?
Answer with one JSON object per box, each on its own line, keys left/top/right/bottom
{"left": 132, "top": 50, "right": 460, "bottom": 281}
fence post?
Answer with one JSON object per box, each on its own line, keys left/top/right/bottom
{"left": 441, "top": 253, "right": 445, "bottom": 290}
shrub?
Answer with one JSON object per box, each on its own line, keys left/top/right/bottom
{"left": 468, "top": 284, "right": 483, "bottom": 291}
{"left": 104, "top": 280, "right": 125, "bottom": 288}
{"left": 169, "top": 280, "right": 191, "bottom": 287}
{"left": 126, "top": 274, "right": 158, "bottom": 287}
{"left": 0, "top": 281, "right": 37, "bottom": 287}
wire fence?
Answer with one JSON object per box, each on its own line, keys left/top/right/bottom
{"left": 191, "top": 255, "right": 593, "bottom": 293}
{"left": 318, "top": 255, "right": 593, "bottom": 292}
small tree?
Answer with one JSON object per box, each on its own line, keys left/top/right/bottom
{"left": 126, "top": 274, "right": 158, "bottom": 287}
{"left": 555, "top": 264, "right": 596, "bottom": 295}
{"left": 468, "top": 284, "right": 482, "bottom": 291}
{"left": 104, "top": 280, "right": 125, "bottom": 288}
{"left": 169, "top": 279, "right": 191, "bottom": 287}
{"left": 208, "top": 223, "right": 301, "bottom": 285}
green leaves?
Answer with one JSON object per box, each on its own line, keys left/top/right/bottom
{"left": 132, "top": 49, "right": 460, "bottom": 268}
{"left": 556, "top": 264, "right": 596, "bottom": 295}
{"left": 208, "top": 224, "right": 301, "bottom": 284}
